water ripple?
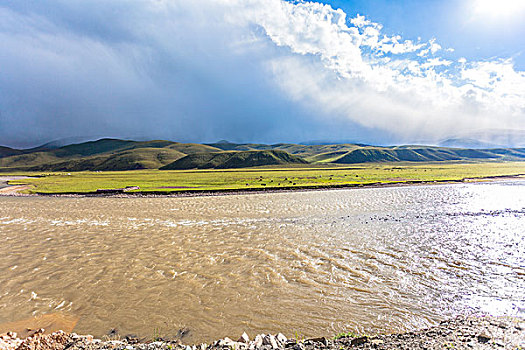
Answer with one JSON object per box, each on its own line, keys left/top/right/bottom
{"left": 0, "top": 180, "right": 524, "bottom": 342}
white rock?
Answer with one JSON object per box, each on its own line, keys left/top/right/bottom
{"left": 223, "top": 337, "right": 235, "bottom": 345}
{"left": 254, "top": 335, "right": 264, "bottom": 348}
{"left": 238, "top": 332, "right": 250, "bottom": 343}
{"left": 218, "top": 337, "right": 243, "bottom": 348}
{"left": 276, "top": 333, "right": 287, "bottom": 345}
{"left": 263, "top": 335, "right": 279, "bottom": 349}
{"left": 108, "top": 340, "right": 125, "bottom": 346}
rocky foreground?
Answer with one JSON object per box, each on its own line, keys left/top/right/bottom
{"left": 1, "top": 316, "right": 524, "bottom": 350}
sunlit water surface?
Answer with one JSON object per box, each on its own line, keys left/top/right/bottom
{"left": 0, "top": 181, "right": 524, "bottom": 342}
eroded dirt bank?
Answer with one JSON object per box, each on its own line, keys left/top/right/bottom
{"left": 1, "top": 316, "right": 524, "bottom": 350}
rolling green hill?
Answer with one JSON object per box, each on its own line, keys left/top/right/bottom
{"left": 274, "top": 144, "right": 361, "bottom": 160}
{"left": 26, "top": 148, "right": 186, "bottom": 171}
{"left": 0, "top": 151, "right": 61, "bottom": 168}
{"left": 332, "top": 146, "right": 510, "bottom": 164}
{"left": 0, "top": 139, "right": 225, "bottom": 171}
{"left": 208, "top": 142, "right": 525, "bottom": 164}
{"left": 166, "top": 143, "right": 223, "bottom": 154}
{"left": 160, "top": 150, "right": 308, "bottom": 170}
{"left": 1, "top": 138, "right": 525, "bottom": 172}
{"left": 51, "top": 138, "right": 139, "bottom": 157}
{"left": 207, "top": 141, "right": 361, "bottom": 160}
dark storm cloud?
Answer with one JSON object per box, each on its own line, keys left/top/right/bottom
{"left": 1, "top": 1, "right": 522, "bottom": 148}
{"left": 0, "top": 1, "right": 393, "bottom": 148}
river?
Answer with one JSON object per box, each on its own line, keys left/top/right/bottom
{"left": 0, "top": 181, "right": 524, "bottom": 342}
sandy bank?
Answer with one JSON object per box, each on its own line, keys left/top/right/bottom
{"left": 0, "top": 185, "right": 32, "bottom": 196}
{"left": 0, "top": 316, "right": 523, "bottom": 350}
{"left": 0, "top": 176, "right": 33, "bottom": 196}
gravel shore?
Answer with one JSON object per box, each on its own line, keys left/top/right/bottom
{"left": 1, "top": 316, "right": 524, "bottom": 350}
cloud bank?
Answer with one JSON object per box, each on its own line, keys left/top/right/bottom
{"left": 0, "top": 0, "right": 524, "bottom": 147}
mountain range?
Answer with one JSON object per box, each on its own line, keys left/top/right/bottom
{"left": 0, "top": 138, "right": 524, "bottom": 171}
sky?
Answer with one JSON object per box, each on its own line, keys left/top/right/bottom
{"left": 1, "top": 0, "right": 524, "bottom": 148}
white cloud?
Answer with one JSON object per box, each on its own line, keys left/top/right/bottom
{"left": 245, "top": 0, "right": 525, "bottom": 140}
{"left": 420, "top": 58, "right": 453, "bottom": 69}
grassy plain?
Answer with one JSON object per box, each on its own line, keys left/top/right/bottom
{"left": 4, "top": 161, "right": 525, "bottom": 194}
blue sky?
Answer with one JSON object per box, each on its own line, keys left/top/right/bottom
{"left": 1, "top": 0, "right": 524, "bottom": 148}
{"left": 316, "top": 0, "right": 525, "bottom": 69}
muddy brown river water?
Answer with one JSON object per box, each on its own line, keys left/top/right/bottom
{"left": 0, "top": 181, "right": 524, "bottom": 342}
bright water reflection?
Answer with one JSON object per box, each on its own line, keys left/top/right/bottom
{"left": 0, "top": 180, "right": 524, "bottom": 342}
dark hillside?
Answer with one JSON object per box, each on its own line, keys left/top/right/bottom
{"left": 167, "top": 143, "right": 223, "bottom": 154}
{"left": 0, "top": 152, "right": 60, "bottom": 168}
{"left": 483, "top": 148, "right": 525, "bottom": 158}
{"left": 334, "top": 146, "right": 503, "bottom": 164}
{"left": 52, "top": 139, "right": 178, "bottom": 157}
{"left": 0, "top": 146, "right": 22, "bottom": 158}
{"left": 52, "top": 138, "right": 137, "bottom": 157}
{"left": 160, "top": 150, "right": 308, "bottom": 170}
{"left": 25, "top": 148, "right": 186, "bottom": 171}
{"left": 335, "top": 149, "right": 399, "bottom": 163}
{"left": 0, "top": 139, "right": 181, "bottom": 170}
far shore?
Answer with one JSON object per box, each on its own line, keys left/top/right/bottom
{"left": 1, "top": 174, "right": 524, "bottom": 198}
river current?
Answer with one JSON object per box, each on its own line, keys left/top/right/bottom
{"left": 0, "top": 181, "right": 524, "bottom": 342}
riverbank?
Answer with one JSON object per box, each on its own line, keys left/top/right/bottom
{"left": 0, "top": 176, "right": 32, "bottom": 196}
{"left": 0, "top": 176, "right": 30, "bottom": 189}
{"left": 1, "top": 316, "right": 524, "bottom": 350}
{"left": 3, "top": 162, "right": 525, "bottom": 196}
{"left": 1, "top": 174, "right": 524, "bottom": 198}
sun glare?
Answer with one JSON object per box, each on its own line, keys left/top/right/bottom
{"left": 473, "top": 0, "right": 525, "bottom": 18}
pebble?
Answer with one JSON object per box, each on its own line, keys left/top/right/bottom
{"left": 306, "top": 337, "right": 326, "bottom": 346}
{"left": 290, "top": 343, "right": 304, "bottom": 350}
{"left": 370, "top": 339, "right": 384, "bottom": 345}
{"left": 477, "top": 331, "right": 491, "bottom": 343}
{"left": 350, "top": 336, "right": 368, "bottom": 346}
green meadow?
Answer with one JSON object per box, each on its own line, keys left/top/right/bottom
{"left": 6, "top": 162, "right": 525, "bottom": 194}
